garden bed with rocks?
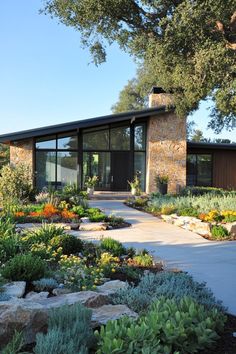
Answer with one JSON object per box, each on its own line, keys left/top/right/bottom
{"left": 161, "top": 214, "right": 236, "bottom": 240}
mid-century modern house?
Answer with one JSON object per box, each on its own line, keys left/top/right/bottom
{"left": 0, "top": 87, "right": 235, "bottom": 193}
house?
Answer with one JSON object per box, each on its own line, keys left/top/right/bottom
{"left": 0, "top": 87, "right": 235, "bottom": 193}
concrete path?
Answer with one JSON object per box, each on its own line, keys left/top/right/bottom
{"left": 77, "top": 200, "right": 236, "bottom": 315}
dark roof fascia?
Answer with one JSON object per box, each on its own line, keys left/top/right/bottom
{"left": 187, "top": 141, "right": 236, "bottom": 151}
{"left": 0, "top": 106, "right": 172, "bottom": 143}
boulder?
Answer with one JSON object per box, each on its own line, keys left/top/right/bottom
{"left": 79, "top": 222, "right": 107, "bottom": 231}
{"left": 91, "top": 304, "right": 138, "bottom": 327}
{"left": 0, "top": 290, "right": 109, "bottom": 348}
{"left": 224, "top": 222, "right": 236, "bottom": 237}
{"left": 25, "top": 291, "right": 49, "bottom": 301}
{"left": 96, "top": 280, "right": 127, "bottom": 295}
{"left": 3, "top": 281, "right": 26, "bottom": 298}
{"left": 188, "top": 221, "right": 211, "bottom": 236}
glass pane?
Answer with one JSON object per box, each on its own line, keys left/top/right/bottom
{"left": 36, "top": 136, "right": 56, "bottom": 149}
{"left": 83, "top": 129, "right": 109, "bottom": 150}
{"left": 58, "top": 135, "right": 78, "bottom": 150}
{"left": 134, "top": 152, "right": 146, "bottom": 191}
{"left": 110, "top": 126, "right": 130, "bottom": 150}
{"left": 83, "top": 152, "right": 111, "bottom": 190}
{"left": 197, "top": 155, "right": 212, "bottom": 186}
{"left": 57, "top": 152, "right": 78, "bottom": 188}
{"left": 187, "top": 154, "right": 197, "bottom": 186}
{"left": 35, "top": 151, "right": 56, "bottom": 190}
{"left": 134, "top": 124, "right": 146, "bottom": 150}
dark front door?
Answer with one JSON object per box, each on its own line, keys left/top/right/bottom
{"left": 111, "top": 151, "right": 131, "bottom": 191}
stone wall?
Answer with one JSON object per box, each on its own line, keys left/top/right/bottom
{"left": 146, "top": 112, "right": 186, "bottom": 194}
{"left": 10, "top": 139, "right": 34, "bottom": 177}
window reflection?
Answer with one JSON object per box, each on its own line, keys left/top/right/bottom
{"left": 110, "top": 126, "right": 130, "bottom": 150}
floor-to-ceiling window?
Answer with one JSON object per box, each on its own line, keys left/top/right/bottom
{"left": 35, "top": 133, "right": 78, "bottom": 190}
{"left": 35, "top": 120, "right": 147, "bottom": 191}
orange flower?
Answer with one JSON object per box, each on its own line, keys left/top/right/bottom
{"left": 61, "top": 209, "right": 77, "bottom": 219}
{"left": 42, "top": 204, "right": 58, "bottom": 217}
{"left": 15, "top": 211, "right": 25, "bottom": 217}
{"left": 198, "top": 213, "right": 207, "bottom": 221}
{"left": 29, "top": 211, "right": 43, "bottom": 217}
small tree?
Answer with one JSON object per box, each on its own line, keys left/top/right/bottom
{"left": 0, "top": 163, "right": 34, "bottom": 206}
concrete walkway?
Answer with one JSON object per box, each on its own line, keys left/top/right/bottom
{"left": 78, "top": 200, "right": 236, "bottom": 315}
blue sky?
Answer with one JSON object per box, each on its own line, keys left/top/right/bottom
{"left": 0, "top": 1, "right": 235, "bottom": 140}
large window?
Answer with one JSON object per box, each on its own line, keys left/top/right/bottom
{"left": 187, "top": 154, "right": 212, "bottom": 186}
{"left": 35, "top": 133, "right": 78, "bottom": 190}
{"left": 110, "top": 126, "right": 130, "bottom": 150}
{"left": 83, "top": 152, "right": 111, "bottom": 190}
{"left": 83, "top": 127, "right": 109, "bottom": 150}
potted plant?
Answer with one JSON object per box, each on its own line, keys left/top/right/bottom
{"left": 155, "top": 174, "right": 169, "bottom": 195}
{"left": 128, "top": 175, "right": 141, "bottom": 196}
{"left": 85, "top": 176, "right": 99, "bottom": 196}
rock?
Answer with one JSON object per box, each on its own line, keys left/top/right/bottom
{"left": 161, "top": 215, "right": 174, "bottom": 224}
{"left": 91, "top": 304, "right": 138, "bottom": 327}
{"left": 96, "top": 280, "right": 127, "bottom": 295}
{"left": 79, "top": 222, "right": 107, "bottom": 231}
{"left": 25, "top": 291, "right": 49, "bottom": 301}
{"left": 173, "top": 218, "right": 185, "bottom": 227}
{"left": 0, "top": 290, "right": 109, "bottom": 348}
{"left": 36, "top": 291, "right": 109, "bottom": 309}
{"left": 3, "top": 281, "right": 26, "bottom": 298}
{"left": 224, "top": 222, "right": 236, "bottom": 237}
{"left": 81, "top": 217, "right": 90, "bottom": 223}
{"left": 70, "top": 223, "right": 80, "bottom": 230}
{"left": 188, "top": 221, "right": 211, "bottom": 236}
{"left": 52, "top": 288, "right": 72, "bottom": 296}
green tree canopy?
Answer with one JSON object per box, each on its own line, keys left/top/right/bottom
{"left": 43, "top": 0, "right": 236, "bottom": 132}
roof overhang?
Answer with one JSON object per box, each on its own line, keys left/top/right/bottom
{"left": 0, "top": 106, "right": 172, "bottom": 144}
{"left": 187, "top": 141, "right": 236, "bottom": 151}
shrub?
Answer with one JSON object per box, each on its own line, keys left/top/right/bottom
{"left": 112, "top": 272, "right": 224, "bottom": 313}
{"left": 0, "top": 233, "right": 21, "bottom": 263}
{"left": 50, "top": 234, "right": 84, "bottom": 256}
{"left": 58, "top": 255, "right": 104, "bottom": 291}
{"left": 132, "top": 254, "right": 153, "bottom": 267}
{"left": 72, "top": 205, "right": 86, "bottom": 217}
{"left": 178, "top": 207, "right": 199, "bottom": 217}
{"left": 34, "top": 303, "right": 95, "bottom": 354}
{"left": 211, "top": 225, "right": 229, "bottom": 239}
{"left": 22, "top": 224, "right": 65, "bottom": 246}
{"left": 180, "top": 186, "right": 225, "bottom": 197}
{"left": 33, "top": 278, "right": 59, "bottom": 292}
{"left": 0, "top": 163, "right": 34, "bottom": 206}
{"left": 100, "top": 237, "right": 126, "bottom": 256}
{"left": 160, "top": 205, "right": 177, "bottom": 215}
{"left": 96, "top": 297, "right": 226, "bottom": 354}
{"left": 133, "top": 197, "right": 148, "bottom": 208}
{"left": 1, "top": 253, "right": 46, "bottom": 282}
{"left": 89, "top": 212, "right": 106, "bottom": 222}
{"left": 105, "top": 215, "right": 126, "bottom": 228}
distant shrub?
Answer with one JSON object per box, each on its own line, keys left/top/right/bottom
{"left": 112, "top": 272, "right": 224, "bottom": 313}
{"left": 34, "top": 303, "right": 95, "bottom": 354}
{"left": 211, "top": 225, "right": 229, "bottom": 239}
{"left": 178, "top": 207, "right": 199, "bottom": 217}
{"left": 100, "top": 237, "right": 126, "bottom": 256}
{"left": 2, "top": 253, "right": 46, "bottom": 282}
{"left": 23, "top": 224, "right": 65, "bottom": 246}
{"left": 105, "top": 215, "right": 126, "bottom": 228}
{"left": 0, "top": 163, "right": 34, "bottom": 206}
{"left": 180, "top": 186, "right": 225, "bottom": 197}
{"left": 96, "top": 297, "right": 226, "bottom": 354}
{"left": 132, "top": 254, "right": 153, "bottom": 267}
{"left": 160, "top": 205, "right": 177, "bottom": 215}
{"left": 33, "top": 278, "right": 59, "bottom": 292}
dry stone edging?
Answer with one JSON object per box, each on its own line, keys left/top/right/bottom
{"left": 96, "top": 280, "right": 127, "bottom": 295}
{"left": 161, "top": 214, "right": 211, "bottom": 236}
{"left": 0, "top": 285, "right": 137, "bottom": 348}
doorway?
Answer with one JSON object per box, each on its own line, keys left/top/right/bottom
{"left": 111, "top": 151, "right": 131, "bottom": 191}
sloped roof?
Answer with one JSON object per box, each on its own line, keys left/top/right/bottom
{"left": 0, "top": 106, "right": 171, "bottom": 143}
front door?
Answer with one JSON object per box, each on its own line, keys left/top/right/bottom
{"left": 111, "top": 151, "right": 131, "bottom": 191}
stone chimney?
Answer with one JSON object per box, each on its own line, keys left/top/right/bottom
{"left": 149, "top": 87, "right": 174, "bottom": 108}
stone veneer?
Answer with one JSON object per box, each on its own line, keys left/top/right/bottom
{"left": 146, "top": 112, "right": 186, "bottom": 194}
{"left": 10, "top": 139, "right": 34, "bottom": 174}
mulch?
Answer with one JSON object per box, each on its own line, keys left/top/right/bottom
{"left": 200, "top": 314, "right": 236, "bottom": 354}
